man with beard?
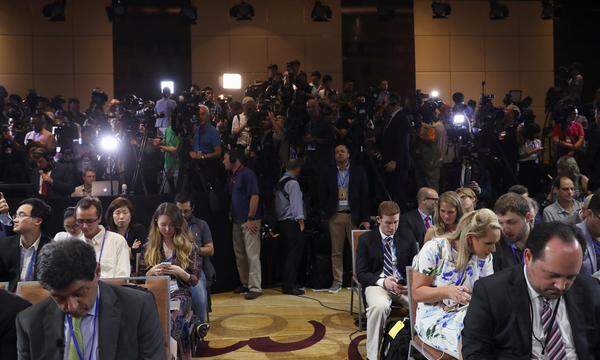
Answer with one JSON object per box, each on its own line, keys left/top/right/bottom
{"left": 493, "top": 192, "right": 534, "bottom": 272}
{"left": 462, "top": 222, "right": 600, "bottom": 359}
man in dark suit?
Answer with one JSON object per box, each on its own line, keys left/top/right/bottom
{"left": 380, "top": 93, "right": 411, "bottom": 210}
{"left": 0, "top": 198, "right": 53, "bottom": 292}
{"left": 30, "top": 148, "right": 75, "bottom": 197}
{"left": 441, "top": 155, "right": 492, "bottom": 207}
{"left": 0, "top": 289, "right": 31, "bottom": 360}
{"left": 321, "top": 143, "right": 370, "bottom": 293}
{"left": 16, "top": 239, "right": 165, "bottom": 360}
{"left": 492, "top": 192, "right": 534, "bottom": 272}
{"left": 462, "top": 222, "right": 600, "bottom": 359}
{"left": 398, "top": 187, "right": 438, "bottom": 248}
{"left": 357, "top": 201, "right": 418, "bottom": 360}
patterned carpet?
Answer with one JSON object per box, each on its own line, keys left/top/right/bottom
{"left": 195, "top": 288, "right": 367, "bottom": 359}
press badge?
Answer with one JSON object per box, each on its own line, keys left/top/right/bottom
{"left": 338, "top": 187, "right": 349, "bottom": 207}
{"left": 169, "top": 280, "right": 179, "bottom": 294}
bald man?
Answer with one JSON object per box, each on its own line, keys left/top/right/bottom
{"left": 398, "top": 187, "right": 438, "bottom": 248}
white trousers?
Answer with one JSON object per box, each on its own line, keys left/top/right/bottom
{"left": 365, "top": 285, "right": 407, "bottom": 360}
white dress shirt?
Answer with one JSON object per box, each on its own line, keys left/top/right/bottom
{"left": 85, "top": 225, "right": 131, "bottom": 278}
{"left": 524, "top": 265, "right": 577, "bottom": 360}
{"left": 20, "top": 236, "right": 41, "bottom": 281}
{"left": 54, "top": 231, "right": 86, "bottom": 242}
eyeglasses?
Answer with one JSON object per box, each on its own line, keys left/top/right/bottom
{"left": 64, "top": 224, "right": 80, "bottom": 230}
{"left": 425, "top": 197, "right": 439, "bottom": 202}
{"left": 12, "top": 213, "right": 32, "bottom": 220}
{"left": 76, "top": 217, "right": 99, "bottom": 225}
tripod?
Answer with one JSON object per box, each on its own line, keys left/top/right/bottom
{"left": 130, "top": 130, "right": 149, "bottom": 196}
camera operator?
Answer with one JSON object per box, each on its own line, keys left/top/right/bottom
{"left": 339, "top": 80, "right": 357, "bottom": 107}
{"left": 153, "top": 120, "right": 181, "bottom": 194}
{"left": 304, "top": 98, "right": 335, "bottom": 169}
{"left": 375, "top": 80, "right": 390, "bottom": 110}
{"left": 495, "top": 106, "right": 520, "bottom": 193}
{"left": 451, "top": 92, "right": 474, "bottom": 121}
{"left": 231, "top": 97, "right": 254, "bottom": 152}
{"left": 190, "top": 104, "right": 222, "bottom": 191}
{"left": 552, "top": 103, "right": 585, "bottom": 159}
{"left": 585, "top": 104, "right": 600, "bottom": 191}
{"left": 414, "top": 101, "right": 442, "bottom": 191}
{"left": 155, "top": 87, "right": 176, "bottom": 135}
{"left": 66, "top": 98, "right": 86, "bottom": 126}
{"left": 318, "top": 74, "right": 337, "bottom": 101}
{"left": 24, "top": 114, "right": 55, "bottom": 153}
{"left": 202, "top": 86, "right": 223, "bottom": 122}
{"left": 309, "top": 71, "right": 321, "bottom": 96}
{"left": 84, "top": 88, "right": 110, "bottom": 131}
{"left": 568, "top": 62, "right": 584, "bottom": 105}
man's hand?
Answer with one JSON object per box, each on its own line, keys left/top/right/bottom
{"left": 468, "top": 181, "right": 481, "bottom": 195}
{"left": 359, "top": 221, "right": 370, "bottom": 230}
{"left": 384, "top": 161, "right": 396, "bottom": 172}
{"left": 0, "top": 194, "right": 9, "bottom": 214}
{"left": 152, "top": 138, "right": 162, "bottom": 147}
{"left": 41, "top": 172, "right": 53, "bottom": 184}
{"left": 243, "top": 220, "right": 259, "bottom": 234}
{"left": 299, "top": 219, "right": 305, "bottom": 232}
{"left": 384, "top": 277, "right": 407, "bottom": 295}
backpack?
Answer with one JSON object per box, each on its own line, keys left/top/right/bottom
{"left": 275, "top": 176, "right": 295, "bottom": 200}
{"left": 379, "top": 318, "right": 413, "bottom": 360}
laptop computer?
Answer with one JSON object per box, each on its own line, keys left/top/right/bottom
{"left": 91, "top": 180, "right": 120, "bottom": 197}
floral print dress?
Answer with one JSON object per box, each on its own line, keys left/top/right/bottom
{"left": 412, "top": 237, "right": 494, "bottom": 358}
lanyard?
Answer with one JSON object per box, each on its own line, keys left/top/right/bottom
{"left": 337, "top": 168, "right": 350, "bottom": 188}
{"left": 67, "top": 294, "right": 99, "bottom": 360}
{"left": 510, "top": 244, "right": 524, "bottom": 265}
{"left": 95, "top": 231, "right": 108, "bottom": 264}
{"left": 25, "top": 248, "right": 37, "bottom": 280}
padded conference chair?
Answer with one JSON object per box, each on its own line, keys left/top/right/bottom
{"left": 350, "top": 229, "right": 369, "bottom": 329}
{"left": 406, "top": 266, "right": 457, "bottom": 360}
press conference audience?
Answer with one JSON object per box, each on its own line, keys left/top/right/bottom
{"left": 321, "top": 143, "right": 370, "bottom": 293}
{"left": 105, "top": 197, "right": 148, "bottom": 271}
{"left": 576, "top": 192, "right": 600, "bottom": 276}
{"left": 175, "top": 192, "right": 215, "bottom": 322}
{"left": 543, "top": 176, "right": 582, "bottom": 223}
{"left": 423, "top": 191, "right": 464, "bottom": 243}
{"left": 462, "top": 221, "right": 600, "bottom": 359}
{"left": 71, "top": 168, "right": 96, "bottom": 197}
{"left": 412, "top": 209, "right": 501, "bottom": 358}
{"left": 398, "top": 187, "right": 438, "bottom": 248}
{"left": 140, "top": 202, "right": 200, "bottom": 360}
{"left": 356, "top": 201, "right": 418, "bottom": 360}
{"left": 53, "top": 206, "right": 85, "bottom": 241}
{"left": 0, "top": 289, "right": 30, "bottom": 360}
{"left": 75, "top": 196, "right": 131, "bottom": 278}
{"left": 0, "top": 198, "right": 52, "bottom": 292}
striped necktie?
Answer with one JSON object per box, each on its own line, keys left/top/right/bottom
{"left": 383, "top": 236, "right": 395, "bottom": 277}
{"left": 541, "top": 298, "right": 566, "bottom": 360}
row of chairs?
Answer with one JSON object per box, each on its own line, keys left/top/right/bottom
{"left": 2, "top": 277, "right": 174, "bottom": 360}
{"left": 348, "top": 230, "right": 457, "bottom": 360}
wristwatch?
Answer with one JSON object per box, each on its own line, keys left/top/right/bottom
{"left": 247, "top": 216, "right": 256, "bottom": 221}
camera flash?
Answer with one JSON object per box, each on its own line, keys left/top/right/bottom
{"left": 430, "top": 90, "right": 439, "bottom": 98}
{"left": 223, "top": 73, "right": 242, "bottom": 89}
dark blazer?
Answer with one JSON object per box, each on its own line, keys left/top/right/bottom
{"left": 321, "top": 164, "right": 370, "bottom": 224}
{"left": 16, "top": 281, "right": 165, "bottom": 360}
{"left": 0, "top": 289, "right": 31, "bottom": 360}
{"left": 492, "top": 236, "right": 523, "bottom": 273}
{"left": 398, "top": 209, "right": 427, "bottom": 248}
{"left": 356, "top": 227, "right": 418, "bottom": 288}
{"left": 381, "top": 110, "right": 411, "bottom": 171}
{"left": 31, "top": 162, "right": 75, "bottom": 197}
{"left": 462, "top": 265, "right": 600, "bottom": 360}
{"left": 442, "top": 161, "right": 492, "bottom": 204}
{"left": 0, "top": 234, "right": 53, "bottom": 292}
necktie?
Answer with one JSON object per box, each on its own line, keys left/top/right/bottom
{"left": 463, "top": 165, "right": 472, "bottom": 187}
{"left": 69, "top": 317, "right": 84, "bottom": 360}
{"left": 41, "top": 176, "right": 49, "bottom": 196}
{"left": 383, "top": 237, "right": 395, "bottom": 278}
{"left": 540, "top": 298, "right": 566, "bottom": 360}
{"left": 424, "top": 216, "right": 432, "bottom": 230}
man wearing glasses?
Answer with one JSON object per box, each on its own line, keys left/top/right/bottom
{"left": 576, "top": 192, "right": 600, "bottom": 276}
{"left": 0, "top": 198, "right": 53, "bottom": 292}
{"left": 398, "top": 187, "right": 438, "bottom": 248}
{"left": 75, "top": 197, "right": 130, "bottom": 278}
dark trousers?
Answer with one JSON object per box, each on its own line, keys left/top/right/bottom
{"left": 278, "top": 219, "right": 305, "bottom": 290}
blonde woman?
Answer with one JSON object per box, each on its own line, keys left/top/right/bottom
{"left": 411, "top": 209, "right": 501, "bottom": 358}
{"left": 139, "top": 202, "right": 200, "bottom": 360}
{"left": 423, "top": 191, "right": 464, "bottom": 243}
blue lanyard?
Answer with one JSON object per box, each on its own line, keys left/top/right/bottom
{"left": 337, "top": 169, "right": 350, "bottom": 188}
{"left": 510, "top": 244, "right": 524, "bottom": 265}
{"left": 97, "top": 231, "right": 108, "bottom": 264}
{"left": 67, "top": 294, "right": 99, "bottom": 360}
{"left": 25, "top": 248, "right": 37, "bottom": 281}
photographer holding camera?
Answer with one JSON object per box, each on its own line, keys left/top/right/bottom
{"left": 231, "top": 97, "right": 254, "bottom": 153}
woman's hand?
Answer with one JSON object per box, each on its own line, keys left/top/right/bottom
{"left": 161, "top": 264, "right": 189, "bottom": 281}
{"left": 131, "top": 239, "right": 142, "bottom": 250}
{"left": 147, "top": 263, "right": 166, "bottom": 276}
{"left": 445, "top": 285, "right": 472, "bottom": 305}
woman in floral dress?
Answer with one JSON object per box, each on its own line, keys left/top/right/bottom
{"left": 412, "top": 209, "right": 501, "bottom": 358}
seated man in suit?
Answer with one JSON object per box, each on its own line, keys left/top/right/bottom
{"left": 16, "top": 239, "right": 165, "bottom": 360}
{"left": 0, "top": 289, "right": 30, "bottom": 360}
{"left": 493, "top": 192, "right": 534, "bottom": 272}
{"left": 356, "top": 201, "right": 418, "bottom": 360}
{"left": 462, "top": 222, "right": 600, "bottom": 359}
{"left": 0, "top": 198, "right": 53, "bottom": 292}
{"left": 576, "top": 192, "right": 600, "bottom": 276}
{"left": 398, "top": 187, "right": 438, "bottom": 248}
{"left": 30, "top": 148, "right": 75, "bottom": 198}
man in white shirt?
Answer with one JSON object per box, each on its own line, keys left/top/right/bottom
{"left": 71, "top": 168, "right": 96, "bottom": 197}
{"left": 75, "top": 197, "right": 130, "bottom": 278}
{"left": 462, "top": 221, "right": 600, "bottom": 359}
{"left": 0, "top": 198, "right": 53, "bottom": 292}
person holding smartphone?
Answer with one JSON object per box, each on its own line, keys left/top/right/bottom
{"left": 411, "top": 209, "right": 501, "bottom": 358}
{"left": 356, "top": 201, "right": 418, "bottom": 360}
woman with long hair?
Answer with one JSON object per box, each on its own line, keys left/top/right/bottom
{"left": 412, "top": 209, "right": 501, "bottom": 358}
{"left": 424, "top": 191, "right": 464, "bottom": 243}
{"left": 105, "top": 197, "right": 147, "bottom": 271}
{"left": 139, "top": 202, "right": 201, "bottom": 360}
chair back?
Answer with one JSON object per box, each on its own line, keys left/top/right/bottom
{"left": 16, "top": 281, "right": 50, "bottom": 304}
{"left": 406, "top": 266, "right": 417, "bottom": 338}
{"left": 351, "top": 230, "right": 369, "bottom": 277}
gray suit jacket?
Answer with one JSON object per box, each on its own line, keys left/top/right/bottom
{"left": 16, "top": 281, "right": 165, "bottom": 360}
